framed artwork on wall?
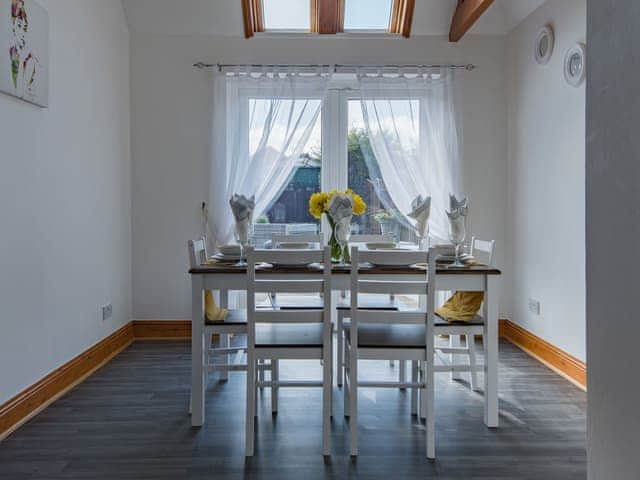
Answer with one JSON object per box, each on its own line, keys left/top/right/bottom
{"left": 0, "top": 0, "right": 49, "bottom": 107}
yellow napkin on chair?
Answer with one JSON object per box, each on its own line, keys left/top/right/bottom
{"left": 205, "top": 291, "right": 229, "bottom": 322}
{"left": 436, "top": 291, "right": 484, "bottom": 322}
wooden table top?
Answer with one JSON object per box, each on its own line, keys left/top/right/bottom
{"left": 189, "top": 263, "right": 501, "bottom": 276}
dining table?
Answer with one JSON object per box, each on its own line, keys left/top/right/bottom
{"left": 188, "top": 257, "right": 501, "bottom": 430}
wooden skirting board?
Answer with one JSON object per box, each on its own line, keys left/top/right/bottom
{"left": 1, "top": 318, "right": 584, "bottom": 440}
{"left": 0, "top": 322, "right": 135, "bottom": 440}
{"left": 499, "top": 319, "right": 586, "bottom": 390}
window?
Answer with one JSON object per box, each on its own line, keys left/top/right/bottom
{"left": 242, "top": 0, "right": 415, "bottom": 38}
{"left": 343, "top": 0, "right": 393, "bottom": 31}
{"left": 245, "top": 78, "right": 420, "bottom": 244}
{"left": 262, "top": 0, "right": 310, "bottom": 31}
{"left": 347, "top": 99, "right": 416, "bottom": 239}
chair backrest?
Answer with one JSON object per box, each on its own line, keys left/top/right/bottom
{"left": 350, "top": 246, "right": 434, "bottom": 320}
{"left": 469, "top": 237, "right": 496, "bottom": 265}
{"left": 246, "top": 247, "right": 332, "bottom": 328}
{"left": 349, "top": 246, "right": 440, "bottom": 350}
{"left": 350, "top": 233, "right": 395, "bottom": 243}
{"left": 272, "top": 233, "right": 323, "bottom": 249}
{"left": 188, "top": 237, "right": 208, "bottom": 268}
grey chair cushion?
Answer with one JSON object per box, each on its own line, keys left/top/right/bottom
{"left": 256, "top": 323, "right": 324, "bottom": 348}
{"left": 205, "top": 309, "right": 247, "bottom": 326}
{"left": 343, "top": 315, "right": 485, "bottom": 348}
{"left": 272, "top": 294, "right": 325, "bottom": 310}
{"left": 337, "top": 296, "right": 400, "bottom": 311}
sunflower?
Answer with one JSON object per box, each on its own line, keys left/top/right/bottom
{"left": 352, "top": 193, "right": 366, "bottom": 216}
{"left": 309, "top": 192, "right": 329, "bottom": 219}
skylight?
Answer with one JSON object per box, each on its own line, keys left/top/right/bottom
{"left": 344, "top": 0, "right": 393, "bottom": 31}
{"left": 263, "top": 0, "right": 310, "bottom": 31}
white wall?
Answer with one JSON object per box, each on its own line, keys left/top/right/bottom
{"left": 587, "top": 1, "right": 640, "bottom": 478}
{"left": 0, "top": 0, "right": 131, "bottom": 403}
{"left": 506, "top": 0, "right": 586, "bottom": 361}
{"left": 129, "top": 34, "right": 508, "bottom": 320}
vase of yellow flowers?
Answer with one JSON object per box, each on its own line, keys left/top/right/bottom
{"left": 309, "top": 189, "right": 366, "bottom": 263}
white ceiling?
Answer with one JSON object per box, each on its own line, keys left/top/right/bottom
{"left": 122, "top": 0, "right": 547, "bottom": 37}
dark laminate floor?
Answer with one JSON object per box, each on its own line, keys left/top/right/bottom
{"left": 0, "top": 339, "right": 586, "bottom": 480}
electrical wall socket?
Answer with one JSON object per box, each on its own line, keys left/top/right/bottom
{"left": 528, "top": 298, "right": 541, "bottom": 316}
{"left": 102, "top": 304, "right": 113, "bottom": 322}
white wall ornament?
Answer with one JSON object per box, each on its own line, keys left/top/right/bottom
{"left": 534, "top": 25, "right": 554, "bottom": 65}
{"left": 564, "top": 43, "right": 586, "bottom": 87}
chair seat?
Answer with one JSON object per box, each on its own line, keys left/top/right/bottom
{"left": 337, "top": 296, "right": 400, "bottom": 311}
{"left": 343, "top": 315, "right": 484, "bottom": 348}
{"left": 272, "top": 294, "right": 324, "bottom": 310}
{"left": 205, "top": 309, "right": 247, "bottom": 325}
{"left": 256, "top": 323, "right": 323, "bottom": 348}
{"left": 434, "top": 314, "right": 484, "bottom": 327}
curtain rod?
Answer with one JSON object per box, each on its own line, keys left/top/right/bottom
{"left": 193, "top": 62, "right": 476, "bottom": 72}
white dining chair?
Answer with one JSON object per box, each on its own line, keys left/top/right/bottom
{"left": 187, "top": 238, "right": 272, "bottom": 412}
{"left": 440, "top": 237, "right": 496, "bottom": 391}
{"left": 343, "top": 246, "right": 438, "bottom": 458}
{"left": 245, "top": 246, "right": 333, "bottom": 457}
{"left": 336, "top": 233, "right": 402, "bottom": 387}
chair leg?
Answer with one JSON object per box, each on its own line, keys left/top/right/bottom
{"left": 449, "top": 335, "right": 463, "bottom": 381}
{"left": 322, "top": 346, "right": 332, "bottom": 456}
{"left": 349, "top": 344, "right": 358, "bottom": 457}
{"left": 271, "top": 359, "right": 279, "bottom": 414}
{"left": 343, "top": 341, "right": 350, "bottom": 417}
{"left": 245, "top": 352, "right": 256, "bottom": 457}
{"left": 337, "top": 312, "right": 344, "bottom": 387}
{"left": 399, "top": 360, "right": 407, "bottom": 390}
{"left": 468, "top": 334, "right": 479, "bottom": 391}
{"left": 411, "top": 361, "right": 418, "bottom": 416}
{"left": 258, "top": 359, "right": 265, "bottom": 388}
{"left": 220, "top": 334, "right": 229, "bottom": 381}
{"left": 420, "top": 363, "right": 426, "bottom": 421}
{"left": 425, "top": 359, "right": 435, "bottom": 459}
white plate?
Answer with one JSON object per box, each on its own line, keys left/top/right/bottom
{"left": 218, "top": 244, "right": 241, "bottom": 256}
{"left": 213, "top": 253, "right": 241, "bottom": 262}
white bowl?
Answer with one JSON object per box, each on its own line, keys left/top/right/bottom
{"left": 218, "top": 244, "right": 241, "bottom": 256}
{"left": 278, "top": 242, "right": 311, "bottom": 250}
{"left": 366, "top": 242, "right": 397, "bottom": 250}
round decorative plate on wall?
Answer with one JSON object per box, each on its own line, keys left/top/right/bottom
{"left": 534, "top": 25, "right": 554, "bottom": 65}
{"left": 564, "top": 43, "right": 587, "bottom": 87}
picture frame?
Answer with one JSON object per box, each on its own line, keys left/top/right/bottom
{"left": 0, "top": 0, "right": 49, "bottom": 107}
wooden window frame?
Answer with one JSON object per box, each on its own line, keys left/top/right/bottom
{"left": 242, "top": 0, "right": 264, "bottom": 38}
{"left": 243, "top": 0, "right": 414, "bottom": 38}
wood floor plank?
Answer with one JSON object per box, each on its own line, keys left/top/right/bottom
{"left": 0, "top": 339, "right": 586, "bottom": 479}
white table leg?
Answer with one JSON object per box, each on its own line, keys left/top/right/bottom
{"left": 219, "top": 290, "right": 229, "bottom": 381}
{"left": 483, "top": 275, "right": 499, "bottom": 428}
{"left": 191, "top": 275, "right": 205, "bottom": 426}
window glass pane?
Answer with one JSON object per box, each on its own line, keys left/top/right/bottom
{"left": 250, "top": 99, "right": 321, "bottom": 247}
{"left": 344, "top": 0, "right": 393, "bottom": 30}
{"left": 263, "top": 0, "right": 310, "bottom": 30}
{"left": 348, "top": 99, "right": 417, "bottom": 241}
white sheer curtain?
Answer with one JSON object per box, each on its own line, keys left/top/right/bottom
{"left": 357, "top": 68, "right": 463, "bottom": 243}
{"left": 209, "top": 67, "right": 330, "bottom": 246}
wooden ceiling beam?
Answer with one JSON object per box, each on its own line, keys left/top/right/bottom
{"left": 449, "top": 0, "right": 494, "bottom": 42}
